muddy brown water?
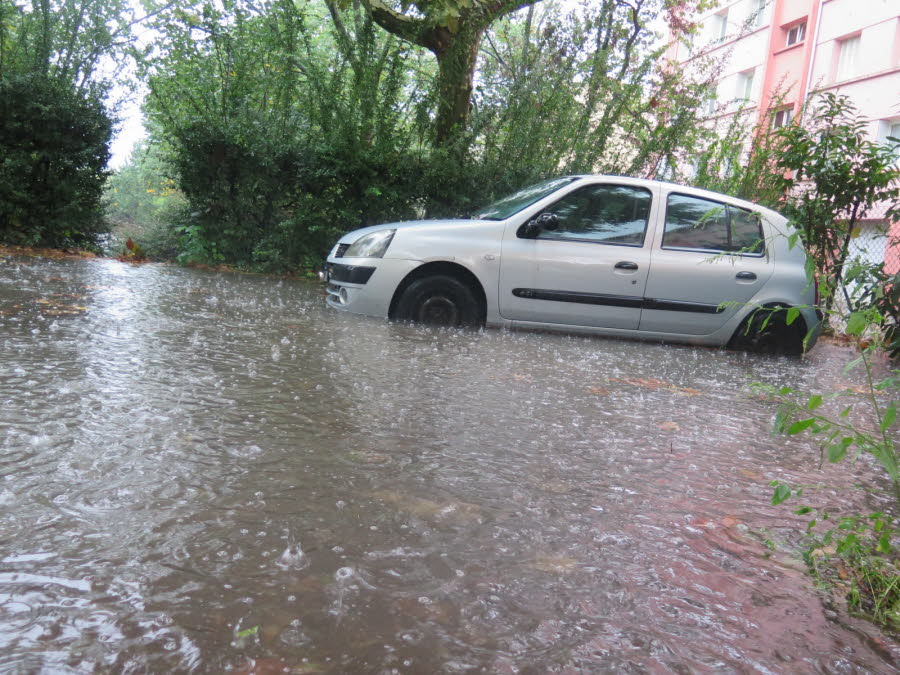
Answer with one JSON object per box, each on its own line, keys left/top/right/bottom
{"left": 1, "top": 255, "right": 898, "bottom": 673}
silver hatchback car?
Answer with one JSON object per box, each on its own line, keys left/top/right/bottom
{"left": 323, "top": 176, "right": 821, "bottom": 354}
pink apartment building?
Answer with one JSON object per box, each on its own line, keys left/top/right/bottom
{"left": 668, "top": 0, "right": 900, "bottom": 273}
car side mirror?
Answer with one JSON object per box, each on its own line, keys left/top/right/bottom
{"left": 537, "top": 212, "right": 559, "bottom": 231}
{"left": 521, "top": 212, "right": 559, "bottom": 239}
{"left": 522, "top": 220, "right": 541, "bottom": 238}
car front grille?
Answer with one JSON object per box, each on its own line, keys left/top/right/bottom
{"left": 335, "top": 243, "right": 350, "bottom": 258}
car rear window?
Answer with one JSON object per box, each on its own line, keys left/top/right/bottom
{"left": 663, "top": 193, "right": 764, "bottom": 255}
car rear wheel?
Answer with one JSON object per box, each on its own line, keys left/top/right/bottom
{"left": 729, "top": 306, "right": 805, "bottom": 356}
{"left": 394, "top": 275, "right": 482, "bottom": 328}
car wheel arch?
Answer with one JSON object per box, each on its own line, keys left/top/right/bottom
{"left": 729, "top": 301, "right": 809, "bottom": 354}
{"left": 388, "top": 261, "right": 487, "bottom": 324}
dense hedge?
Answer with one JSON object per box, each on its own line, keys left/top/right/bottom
{"left": 0, "top": 74, "right": 113, "bottom": 249}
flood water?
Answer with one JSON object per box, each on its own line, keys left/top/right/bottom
{"left": 1, "top": 254, "right": 898, "bottom": 673}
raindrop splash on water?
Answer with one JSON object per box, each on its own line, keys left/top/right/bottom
{"left": 0, "top": 256, "right": 897, "bottom": 672}
{"left": 276, "top": 542, "right": 308, "bottom": 571}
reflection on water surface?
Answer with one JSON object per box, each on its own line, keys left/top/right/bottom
{"left": 1, "top": 255, "right": 897, "bottom": 673}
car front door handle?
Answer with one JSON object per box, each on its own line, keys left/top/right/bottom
{"left": 614, "top": 261, "right": 639, "bottom": 270}
{"left": 735, "top": 271, "right": 757, "bottom": 281}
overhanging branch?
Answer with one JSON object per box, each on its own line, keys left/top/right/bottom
{"left": 358, "top": 0, "right": 431, "bottom": 49}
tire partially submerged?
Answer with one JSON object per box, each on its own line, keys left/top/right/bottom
{"left": 394, "top": 275, "right": 483, "bottom": 328}
{"left": 729, "top": 305, "right": 806, "bottom": 356}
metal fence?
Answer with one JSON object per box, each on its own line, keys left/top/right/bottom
{"left": 831, "top": 220, "right": 899, "bottom": 334}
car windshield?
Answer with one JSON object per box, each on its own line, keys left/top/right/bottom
{"left": 472, "top": 177, "right": 579, "bottom": 220}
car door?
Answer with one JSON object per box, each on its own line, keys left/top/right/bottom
{"left": 639, "top": 191, "right": 774, "bottom": 335}
{"left": 498, "top": 182, "right": 658, "bottom": 330}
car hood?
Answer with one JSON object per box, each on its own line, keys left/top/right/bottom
{"left": 335, "top": 219, "right": 499, "bottom": 245}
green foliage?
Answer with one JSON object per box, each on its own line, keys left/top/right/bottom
{"left": 473, "top": 1, "right": 711, "bottom": 181}
{"left": 0, "top": 0, "right": 133, "bottom": 250}
{"left": 772, "top": 94, "right": 900, "bottom": 317}
{"left": 0, "top": 73, "right": 112, "bottom": 249}
{"left": 754, "top": 96, "right": 900, "bottom": 618}
{"left": 688, "top": 98, "right": 787, "bottom": 207}
{"left": 760, "top": 341, "right": 899, "bottom": 628}
{"left": 135, "top": 0, "right": 714, "bottom": 272}
{"left": 0, "top": 0, "right": 136, "bottom": 83}
{"left": 142, "top": 0, "right": 432, "bottom": 270}
{"left": 843, "top": 265, "right": 900, "bottom": 359}
{"left": 104, "top": 141, "right": 186, "bottom": 260}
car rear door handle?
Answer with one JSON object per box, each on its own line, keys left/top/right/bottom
{"left": 614, "top": 261, "right": 639, "bottom": 270}
{"left": 735, "top": 271, "right": 757, "bottom": 281}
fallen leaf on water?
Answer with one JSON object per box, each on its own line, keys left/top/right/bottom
{"left": 372, "top": 490, "right": 482, "bottom": 524}
{"left": 720, "top": 516, "right": 740, "bottom": 528}
{"left": 532, "top": 555, "right": 581, "bottom": 574}
{"left": 348, "top": 450, "right": 390, "bottom": 464}
{"left": 236, "top": 625, "right": 259, "bottom": 639}
{"left": 586, "top": 386, "right": 611, "bottom": 396}
{"left": 658, "top": 421, "right": 680, "bottom": 431}
{"left": 838, "top": 384, "right": 886, "bottom": 396}
{"left": 536, "top": 479, "right": 570, "bottom": 494}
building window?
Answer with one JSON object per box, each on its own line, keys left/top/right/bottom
{"left": 708, "top": 11, "right": 728, "bottom": 44}
{"left": 836, "top": 35, "right": 861, "bottom": 80}
{"left": 786, "top": 22, "right": 806, "bottom": 46}
{"left": 773, "top": 108, "right": 793, "bottom": 129}
{"left": 880, "top": 119, "right": 900, "bottom": 165}
{"left": 736, "top": 69, "right": 755, "bottom": 100}
{"left": 702, "top": 92, "right": 718, "bottom": 116}
{"left": 749, "top": 0, "right": 766, "bottom": 28}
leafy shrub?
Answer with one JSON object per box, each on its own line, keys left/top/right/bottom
{"left": 0, "top": 74, "right": 113, "bottom": 249}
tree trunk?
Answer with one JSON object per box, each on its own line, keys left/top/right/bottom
{"left": 433, "top": 28, "right": 482, "bottom": 148}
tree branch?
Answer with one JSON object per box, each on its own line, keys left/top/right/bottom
{"left": 324, "top": 0, "right": 359, "bottom": 72}
{"left": 358, "top": 0, "right": 431, "bottom": 49}
{"left": 474, "top": 0, "right": 543, "bottom": 27}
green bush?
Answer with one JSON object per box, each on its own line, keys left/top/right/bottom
{"left": 0, "top": 74, "right": 113, "bottom": 249}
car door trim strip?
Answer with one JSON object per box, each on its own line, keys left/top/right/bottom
{"left": 512, "top": 288, "right": 724, "bottom": 314}
{"left": 643, "top": 298, "right": 725, "bottom": 314}
{"left": 512, "top": 288, "right": 642, "bottom": 308}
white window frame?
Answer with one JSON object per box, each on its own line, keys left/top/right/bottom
{"left": 786, "top": 22, "right": 806, "bottom": 46}
{"left": 735, "top": 69, "right": 755, "bottom": 100}
{"left": 708, "top": 11, "right": 729, "bottom": 44}
{"left": 878, "top": 119, "right": 900, "bottom": 165}
{"left": 773, "top": 108, "right": 793, "bottom": 129}
{"left": 836, "top": 35, "right": 861, "bottom": 81}
{"left": 749, "top": 0, "right": 766, "bottom": 28}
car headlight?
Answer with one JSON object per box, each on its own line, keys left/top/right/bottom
{"left": 344, "top": 229, "right": 395, "bottom": 258}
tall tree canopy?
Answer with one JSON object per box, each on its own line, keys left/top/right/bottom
{"left": 344, "top": 0, "right": 539, "bottom": 147}
{"left": 0, "top": 0, "right": 135, "bottom": 247}
{"left": 126, "top": 0, "right": 714, "bottom": 269}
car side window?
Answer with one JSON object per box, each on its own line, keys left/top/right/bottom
{"left": 536, "top": 184, "right": 652, "bottom": 246}
{"left": 663, "top": 193, "right": 764, "bottom": 254}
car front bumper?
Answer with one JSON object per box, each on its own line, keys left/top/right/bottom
{"left": 322, "top": 257, "right": 423, "bottom": 318}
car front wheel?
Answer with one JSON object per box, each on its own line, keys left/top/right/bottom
{"left": 394, "top": 275, "right": 482, "bottom": 328}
